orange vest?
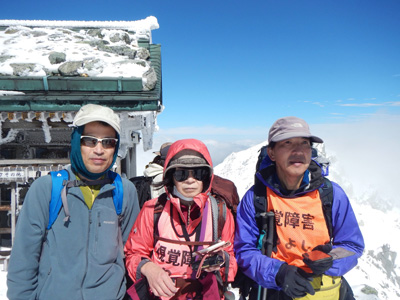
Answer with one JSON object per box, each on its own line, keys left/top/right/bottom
{"left": 267, "top": 188, "right": 330, "bottom": 272}
{"left": 152, "top": 199, "right": 214, "bottom": 279}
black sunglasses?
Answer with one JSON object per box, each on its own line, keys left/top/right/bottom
{"left": 173, "top": 168, "right": 210, "bottom": 182}
{"left": 80, "top": 135, "right": 118, "bottom": 149}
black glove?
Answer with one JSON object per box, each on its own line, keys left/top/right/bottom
{"left": 303, "top": 244, "right": 333, "bottom": 275}
{"left": 275, "top": 264, "right": 315, "bottom": 298}
{"left": 313, "top": 243, "right": 332, "bottom": 254}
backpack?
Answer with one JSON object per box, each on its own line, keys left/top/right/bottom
{"left": 232, "top": 145, "right": 334, "bottom": 299}
{"left": 48, "top": 169, "right": 123, "bottom": 230}
{"left": 129, "top": 175, "right": 153, "bottom": 209}
{"left": 152, "top": 174, "right": 239, "bottom": 297}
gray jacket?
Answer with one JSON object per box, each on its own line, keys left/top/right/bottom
{"left": 7, "top": 166, "right": 139, "bottom": 300}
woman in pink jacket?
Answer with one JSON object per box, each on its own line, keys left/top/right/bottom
{"left": 125, "top": 139, "right": 237, "bottom": 300}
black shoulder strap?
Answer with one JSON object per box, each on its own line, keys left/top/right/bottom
{"left": 209, "top": 195, "right": 226, "bottom": 241}
{"left": 153, "top": 193, "right": 168, "bottom": 248}
{"left": 253, "top": 175, "right": 267, "bottom": 231}
{"left": 319, "top": 177, "right": 334, "bottom": 240}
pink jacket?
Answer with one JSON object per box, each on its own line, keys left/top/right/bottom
{"left": 124, "top": 139, "right": 237, "bottom": 291}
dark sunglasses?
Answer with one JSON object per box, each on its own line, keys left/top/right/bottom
{"left": 173, "top": 168, "right": 210, "bottom": 182}
{"left": 80, "top": 135, "right": 118, "bottom": 149}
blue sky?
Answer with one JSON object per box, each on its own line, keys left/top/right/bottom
{"left": 2, "top": 0, "right": 400, "bottom": 169}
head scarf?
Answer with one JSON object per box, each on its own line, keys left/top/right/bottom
{"left": 70, "top": 125, "right": 120, "bottom": 180}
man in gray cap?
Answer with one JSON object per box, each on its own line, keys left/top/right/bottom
{"left": 7, "top": 104, "right": 140, "bottom": 300}
{"left": 234, "top": 116, "right": 364, "bottom": 300}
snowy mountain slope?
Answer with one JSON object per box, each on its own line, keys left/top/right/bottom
{"left": 214, "top": 142, "right": 400, "bottom": 300}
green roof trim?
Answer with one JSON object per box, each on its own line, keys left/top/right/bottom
{"left": 0, "top": 77, "right": 143, "bottom": 92}
{"left": 0, "top": 44, "right": 162, "bottom": 112}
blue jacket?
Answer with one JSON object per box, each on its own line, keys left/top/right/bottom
{"left": 234, "top": 159, "right": 365, "bottom": 290}
{"left": 7, "top": 166, "right": 139, "bottom": 300}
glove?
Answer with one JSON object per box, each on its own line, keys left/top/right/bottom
{"left": 313, "top": 243, "right": 332, "bottom": 254}
{"left": 275, "top": 264, "right": 315, "bottom": 298}
{"left": 303, "top": 244, "right": 333, "bottom": 275}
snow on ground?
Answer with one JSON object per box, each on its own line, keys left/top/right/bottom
{"left": 0, "top": 270, "right": 7, "bottom": 299}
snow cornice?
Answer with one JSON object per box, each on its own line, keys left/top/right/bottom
{"left": 0, "top": 16, "right": 159, "bottom": 31}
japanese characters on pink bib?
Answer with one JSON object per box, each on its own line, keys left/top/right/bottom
{"left": 153, "top": 198, "right": 215, "bottom": 279}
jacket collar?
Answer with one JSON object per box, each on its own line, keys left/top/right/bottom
{"left": 257, "top": 160, "right": 324, "bottom": 197}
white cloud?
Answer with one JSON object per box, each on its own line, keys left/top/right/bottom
{"left": 136, "top": 114, "right": 400, "bottom": 207}
{"left": 312, "top": 115, "right": 400, "bottom": 204}
{"left": 135, "top": 125, "right": 268, "bottom": 175}
{"left": 312, "top": 101, "right": 324, "bottom": 107}
{"left": 340, "top": 101, "right": 400, "bottom": 107}
{"left": 340, "top": 103, "right": 382, "bottom": 107}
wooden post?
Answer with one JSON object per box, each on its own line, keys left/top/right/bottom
{"left": 10, "top": 182, "right": 17, "bottom": 246}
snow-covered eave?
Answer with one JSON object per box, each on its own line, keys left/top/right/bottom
{"left": 0, "top": 109, "right": 160, "bottom": 153}
{"left": 0, "top": 17, "right": 159, "bottom": 31}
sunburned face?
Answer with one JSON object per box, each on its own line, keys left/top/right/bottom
{"left": 80, "top": 121, "right": 117, "bottom": 177}
{"left": 267, "top": 137, "right": 312, "bottom": 190}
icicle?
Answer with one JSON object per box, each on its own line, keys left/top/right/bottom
{"left": 26, "top": 112, "right": 36, "bottom": 122}
{"left": 63, "top": 112, "right": 75, "bottom": 123}
{"left": 0, "top": 112, "right": 19, "bottom": 145}
{"left": 140, "top": 111, "right": 158, "bottom": 151}
{"left": 38, "top": 112, "right": 52, "bottom": 143}
{"left": 50, "top": 112, "right": 62, "bottom": 122}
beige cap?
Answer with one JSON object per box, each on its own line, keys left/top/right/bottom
{"left": 268, "top": 116, "right": 323, "bottom": 144}
{"left": 73, "top": 104, "right": 120, "bottom": 134}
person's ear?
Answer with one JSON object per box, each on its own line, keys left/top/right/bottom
{"left": 267, "top": 147, "right": 275, "bottom": 161}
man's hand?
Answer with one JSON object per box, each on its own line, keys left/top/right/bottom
{"left": 303, "top": 244, "right": 333, "bottom": 275}
{"left": 140, "top": 262, "right": 179, "bottom": 298}
{"left": 275, "top": 264, "right": 315, "bottom": 298}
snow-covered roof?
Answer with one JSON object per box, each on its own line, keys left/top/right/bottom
{"left": 0, "top": 17, "right": 162, "bottom": 154}
{"left": 0, "top": 18, "right": 159, "bottom": 31}
{"left": 0, "top": 17, "right": 159, "bottom": 79}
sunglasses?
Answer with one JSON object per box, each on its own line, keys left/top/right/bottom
{"left": 173, "top": 168, "right": 210, "bottom": 182}
{"left": 80, "top": 135, "right": 118, "bottom": 149}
